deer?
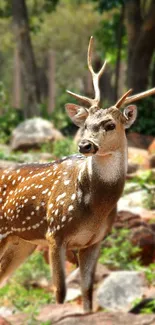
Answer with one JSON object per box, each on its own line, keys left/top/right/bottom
{"left": 0, "top": 36, "right": 155, "bottom": 312}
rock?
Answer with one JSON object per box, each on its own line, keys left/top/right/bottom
{"left": 114, "top": 210, "right": 155, "bottom": 265}
{"left": 97, "top": 271, "right": 147, "bottom": 311}
{"left": 65, "top": 288, "right": 81, "bottom": 302}
{"left": 128, "top": 147, "right": 149, "bottom": 169}
{"left": 37, "top": 304, "right": 82, "bottom": 323}
{"left": 148, "top": 139, "right": 155, "bottom": 154}
{"left": 6, "top": 303, "right": 155, "bottom": 325}
{"left": 0, "top": 160, "right": 17, "bottom": 170}
{"left": 0, "top": 307, "right": 13, "bottom": 318}
{"left": 127, "top": 162, "right": 139, "bottom": 174}
{"left": 127, "top": 132, "right": 154, "bottom": 149}
{"left": 10, "top": 117, "right": 64, "bottom": 151}
{"left": 0, "top": 318, "right": 11, "bottom": 325}
{"left": 149, "top": 154, "right": 155, "bottom": 168}
{"left": 66, "top": 264, "right": 110, "bottom": 287}
{"left": 118, "top": 190, "right": 148, "bottom": 211}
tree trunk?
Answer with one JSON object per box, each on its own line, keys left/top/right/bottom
{"left": 12, "top": 0, "right": 41, "bottom": 118}
{"left": 114, "top": 4, "right": 125, "bottom": 101}
{"left": 125, "top": 0, "right": 155, "bottom": 92}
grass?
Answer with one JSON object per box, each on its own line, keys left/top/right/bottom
{"left": 0, "top": 252, "right": 54, "bottom": 318}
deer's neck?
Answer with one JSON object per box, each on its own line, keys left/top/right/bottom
{"left": 85, "top": 143, "right": 127, "bottom": 184}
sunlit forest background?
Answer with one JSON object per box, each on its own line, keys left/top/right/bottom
{"left": 0, "top": 0, "right": 155, "bottom": 139}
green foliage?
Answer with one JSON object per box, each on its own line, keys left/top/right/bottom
{"left": 0, "top": 252, "right": 53, "bottom": 317}
{"left": 140, "top": 300, "right": 155, "bottom": 314}
{"left": 52, "top": 138, "right": 77, "bottom": 158}
{"left": 131, "top": 97, "right": 155, "bottom": 135}
{"left": 144, "top": 263, "right": 155, "bottom": 285}
{"left": 132, "top": 297, "right": 155, "bottom": 315}
{"left": 99, "top": 228, "right": 141, "bottom": 270}
{"left": 12, "top": 251, "right": 51, "bottom": 284}
{"left": 127, "top": 170, "right": 155, "bottom": 209}
{"left": 50, "top": 90, "right": 77, "bottom": 130}
{"left": 0, "top": 82, "right": 23, "bottom": 143}
{"left": 95, "top": 9, "right": 127, "bottom": 64}
{"left": 93, "top": 0, "right": 123, "bottom": 12}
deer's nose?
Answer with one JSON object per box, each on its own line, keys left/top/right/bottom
{"left": 79, "top": 140, "right": 98, "bottom": 154}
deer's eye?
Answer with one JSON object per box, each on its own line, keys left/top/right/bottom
{"left": 105, "top": 123, "right": 116, "bottom": 131}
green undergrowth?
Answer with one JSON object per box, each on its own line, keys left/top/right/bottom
{"left": 99, "top": 228, "right": 141, "bottom": 270}
{"left": 0, "top": 252, "right": 54, "bottom": 318}
{"left": 124, "top": 170, "right": 155, "bottom": 209}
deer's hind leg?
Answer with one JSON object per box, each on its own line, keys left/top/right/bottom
{"left": 0, "top": 237, "right": 36, "bottom": 287}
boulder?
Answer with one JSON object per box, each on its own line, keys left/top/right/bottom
{"left": 127, "top": 132, "right": 154, "bottom": 149}
{"left": 114, "top": 210, "right": 155, "bottom": 265}
{"left": 96, "top": 271, "right": 147, "bottom": 311}
{"left": 0, "top": 318, "right": 11, "bottom": 325}
{"left": 128, "top": 147, "right": 149, "bottom": 169}
{"left": 7, "top": 304, "right": 155, "bottom": 325}
{"left": 148, "top": 138, "right": 155, "bottom": 154}
{"left": 149, "top": 154, "right": 155, "bottom": 168}
{"left": 10, "top": 117, "right": 64, "bottom": 151}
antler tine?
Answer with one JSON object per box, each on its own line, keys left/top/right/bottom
{"left": 124, "top": 87, "right": 155, "bottom": 105}
{"left": 88, "top": 36, "right": 107, "bottom": 106}
{"left": 115, "top": 89, "right": 133, "bottom": 109}
{"left": 66, "top": 90, "right": 92, "bottom": 106}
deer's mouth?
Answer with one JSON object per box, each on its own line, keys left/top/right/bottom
{"left": 78, "top": 140, "right": 99, "bottom": 156}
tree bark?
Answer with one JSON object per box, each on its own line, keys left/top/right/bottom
{"left": 125, "top": 0, "right": 155, "bottom": 92}
{"left": 114, "top": 4, "right": 125, "bottom": 101}
{"left": 12, "top": 0, "right": 41, "bottom": 118}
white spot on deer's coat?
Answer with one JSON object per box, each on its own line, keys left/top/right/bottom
{"left": 42, "top": 189, "right": 49, "bottom": 194}
{"left": 62, "top": 215, "right": 66, "bottom": 222}
{"left": 64, "top": 180, "right": 70, "bottom": 185}
{"left": 68, "top": 205, "right": 74, "bottom": 212}
{"left": 71, "top": 193, "right": 76, "bottom": 201}
{"left": 49, "top": 203, "right": 53, "bottom": 209}
{"left": 55, "top": 209, "right": 59, "bottom": 216}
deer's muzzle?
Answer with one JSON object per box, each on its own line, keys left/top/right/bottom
{"left": 78, "top": 140, "right": 98, "bottom": 155}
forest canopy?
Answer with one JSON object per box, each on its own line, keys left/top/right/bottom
{"left": 0, "top": 0, "right": 155, "bottom": 135}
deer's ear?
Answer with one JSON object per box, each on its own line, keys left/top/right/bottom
{"left": 123, "top": 105, "right": 137, "bottom": 129}
{"left": 65, "top": 103, "right": 88, "bottom": 127}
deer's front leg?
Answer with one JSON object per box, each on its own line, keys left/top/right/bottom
{"left": 48, "top": 238, "right": 66, "bottom": 304}
{"left": 79, "top": 242, "right": 101, "bottom": 312}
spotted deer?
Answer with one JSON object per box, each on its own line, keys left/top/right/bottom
{"left": 0, "top": 36, "right": 155, "bottom": 312}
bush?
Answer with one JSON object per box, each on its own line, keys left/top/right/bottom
{"left": 131, "top": 97, "right": 155, "bottom": 136}
{"left": 0, "top": 82, "right": 23, "bottom": 143}
{"left": 99, "top": 228, "right": 141, "bottom": 270}
{"left": 52, "top": 138, "right": 77, "bottom": 158}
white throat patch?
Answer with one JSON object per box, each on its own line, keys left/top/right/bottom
{"left": 92, "top": 150, "right": 127, "bottom": 183}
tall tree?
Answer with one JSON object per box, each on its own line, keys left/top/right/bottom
{"left": 125, "top": 0, "right": 155, "bottom": 92}
{"left": 12, "top": 0, "right": 41, "bottom": 118}
{"left": 94, "top": 0, "right": 155, "bottom": 93}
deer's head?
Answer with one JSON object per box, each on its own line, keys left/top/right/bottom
{"left": 65, "top": 37, "right": 155, "bottom": 157}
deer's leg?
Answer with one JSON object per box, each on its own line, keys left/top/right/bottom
{"left": 0, "top": 238, "right": 36, "bottom": 287}
{"left": 79, "top": 242, "right": 101, "bottom": 312}
{"left": 48, "top": 239, "right": 66, "bottom": 304}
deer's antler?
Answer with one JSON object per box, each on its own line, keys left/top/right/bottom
{"left": 116, "top": 88, "right": 155, "bottom": 109}
{"left": 67, "top": 36, "right": 106, "bottom": 108}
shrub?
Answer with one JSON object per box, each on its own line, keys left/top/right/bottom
{"left": 99, "top": 228, "right": 141, "bottom": 270}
